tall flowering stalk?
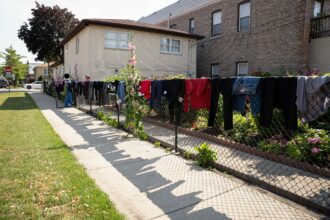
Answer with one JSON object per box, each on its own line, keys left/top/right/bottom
{"left": 122, "top": 42, "right": 148, "bottom": 139}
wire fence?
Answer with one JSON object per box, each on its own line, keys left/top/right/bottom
{"left": 48, "top": 79, "right": 330, "bottom": 216}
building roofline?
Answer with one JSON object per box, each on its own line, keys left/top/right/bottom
{"left": 139, "top": 0, "right": 221, "bottom": 25}
{"left": 60, "top": 19, "right": 204, "bottom": 46}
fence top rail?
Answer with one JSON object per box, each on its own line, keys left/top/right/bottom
{"left": 311, "top": 14, "right": 330, "bottom": 21}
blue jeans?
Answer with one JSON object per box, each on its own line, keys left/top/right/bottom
{"left": 64, "top": 91, "right": 73, "bottom": 107}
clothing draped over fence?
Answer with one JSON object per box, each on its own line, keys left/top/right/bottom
{"left": 55, "top": 76, "right": 330, "bottom": 131}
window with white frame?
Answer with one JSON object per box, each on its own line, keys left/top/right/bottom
{"left": 189, "top": 18, "right": 195, "bottom": 33}
{"left": 212, "top": 11, "right": 222, "bottom": 36}
{"left": 75, "top": 36, "right": 79, "bottom": 54}
{"left": 160, "top": 38, "right": 181, "bottom": 54}
{"left": 105, "top": 31, "right": 130, "bottom": 49}
{"left": 313, "top": 1, "right": 322, "bottom": 17}
{"left": 237, "top": 62, "right": 249, "bottom": 76}
{"left": 211, "top": 64, "right": 220, "bottom": 77}
{"left": 239, "top": 1, "right": 250, "bottom": 32}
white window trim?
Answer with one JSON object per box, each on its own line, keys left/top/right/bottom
{"left": 105, "top": 30, "right": 130, "bottom": 50}
{"left": 160, "top": 38, "right": 182, "bottom": 55}
{"left": 212, "top": 11, "right": 222, "bottom": 36}
{"left": 237, "top": 62, "right": 249, "bottom": 76}
{"left": 190, "top": 18, "right": 195, "bottom": 33}
{"left": 239, "top": 2, "right": 251, "bottom": 32}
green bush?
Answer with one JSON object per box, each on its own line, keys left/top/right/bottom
{"left": 287, "top": 128, "right": 330, "bottom": 167}
{"left": 194, "top": 143, "right": 217, "bottom": 168}
{"left": 97, "top": 111, "right": 119, "bottom": 128}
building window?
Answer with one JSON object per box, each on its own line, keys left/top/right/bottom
{"left": 212, "top": 11, "right": 222, "bottom": 36}
{"left": 211, "top": 64, "right": 220, "bottom": 77}
{"left": 237, "top": 62, "right": 249, "bottom": 76}
{"left": 43, "top": 68, "right": 48, "bottom": 75}
{"left": 170, "top": 24, "right": 177, "bottom": 29}
{"left": 238, "top": 1, "right": 250, "bottom": 32}
{"left": 189, "top": 18, "right": 195, "bottom": 33}
{"left": 75, "top": 36, "right": 79, "bottom": 54}
{"left": 313, "top": 1, "right": 322, "bottom": 17}
{"left": 160, "top": 38, "right": 181, "bottom": 54}
{"left": 105, "top": 31, "right": 130, "bottom": 49}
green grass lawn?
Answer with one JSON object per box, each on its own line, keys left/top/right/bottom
{"left": 0, "top": 92, "right": 125, "bottom": 219}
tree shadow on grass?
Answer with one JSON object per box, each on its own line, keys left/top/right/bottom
{"left": 0, "top": 93, "right": 37, "bottom": 111}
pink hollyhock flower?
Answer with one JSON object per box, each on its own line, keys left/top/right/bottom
{"left": 311, "top": 147, "right": 321, "bottom": 154}
{"left": 128, "top": 43, "right": 136, "bottom": 51}
{"left": 128, "top": 58, "right": 137, "bottom": 66}
{"left": 308, "top": 137, "right": 321, "bottom": 145}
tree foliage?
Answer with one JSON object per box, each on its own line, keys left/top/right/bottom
{"left": 18, "top": 2, "right": 79, "bottom": 63}
{"left": 0, "top": 46, "right": 28, "bottom": 82}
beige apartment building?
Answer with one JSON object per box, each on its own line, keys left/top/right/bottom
{"left": 33, "top": 63, "right": 50, "bottom": 81}
{"left": 140, "top": 0, "right": 330, "bottom": 77}
{"left": 61, "top": 19, "right": 202, "bottom": 81}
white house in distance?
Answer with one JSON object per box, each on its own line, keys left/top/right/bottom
{"left": 60, "top": 19, "right": 203, "bottom": 81}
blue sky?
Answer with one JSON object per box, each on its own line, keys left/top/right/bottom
{"left": 0, "top": 0, "right": 176, "bottom": 63}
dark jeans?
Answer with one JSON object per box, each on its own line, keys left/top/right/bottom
{"left": 260, "top": 77, "right": 298, "bottom": 130}
{"left": 208, "top": 78, "right": 234, "bottom": 130}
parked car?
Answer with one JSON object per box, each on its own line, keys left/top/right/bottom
{"left": 23, "top": 81, "right": 43, "bottom": 90}
{"left": 0, "top": 79, "right": 8, "bottom": 88}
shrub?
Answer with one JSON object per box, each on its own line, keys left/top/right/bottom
{"left": 194, "top": 143, "right": 217, "bottom": 168}
{"left": 96, "top": 111, "right": 106, "bottom": 120}
{"left": 287, "top": 128, "right": 330, "bottom": 167}
{"left": 154, "top": 141, "right": 161, "bottom": 148}
{"left": 257, "top": 135, "right": 288, "bottom": 155}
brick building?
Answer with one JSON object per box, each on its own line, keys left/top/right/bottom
{"left": 140, "top": 0, "right": 330, "bottom": 77}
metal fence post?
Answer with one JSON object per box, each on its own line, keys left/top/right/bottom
{"left": 116, "top": 103, "right": 120, "bottom": 125}
{"left": 174, "top": 104, "right": 181, "bottom": 153}
{"left": 89, "top": 94, "right": 92, "bottom": 115}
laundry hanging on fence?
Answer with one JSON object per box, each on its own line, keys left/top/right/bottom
{"left": 84, "top": 81, "right": 90, "bottom": 99}
{"left": 64, "top": 79, "right": 73, "bottom": 107}
{"left": 166, "top": 79, "right": 185, "bottom": 123}
{"left": 55, "top": 80, "right": 64, "bottom": 95}
{"left": 184, "top": 78, "right": 211, "bottom": 112}
{"left": 76, "top": 81, "right": 83, "bottom": 96}
{"left": 296, "top": 76, "right": 330, "bottom": 123}
{"left": 139, "top": 80, "right": 151, "bottom": 99}
{"left": 102, "top": 81, "right": 119, "bottom": 105}
{"left": 117, "top": 81, "right": 126, "bottom": 104}
{"left": 150, "top": 80, "right": 169, "bottom": 109}
{"left": 232, "top": 77, "right": 261, "bottom": 115}
{"left": 208, "top": 78, "right": 234, "bottom": 130}
{"left": 260, "top": 77, "right": 298, "bottom": 130}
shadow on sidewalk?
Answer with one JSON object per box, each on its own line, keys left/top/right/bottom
{"left": 33, "top": 93, "right": 232, "bottom": 220}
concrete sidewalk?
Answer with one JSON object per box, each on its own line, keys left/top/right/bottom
{"left": 30, "top": 92, "right": 321, "bottom": 220}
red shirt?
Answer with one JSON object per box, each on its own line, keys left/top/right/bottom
{"left": 184, "top": 79, "right": 211, "bottom": 112}
{"left": 139, "top": 80, "right": 151, "bottom": 99}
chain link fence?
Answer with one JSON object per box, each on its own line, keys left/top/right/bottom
{"left": 51, "top": 79, "right": 330, "bottom": 216}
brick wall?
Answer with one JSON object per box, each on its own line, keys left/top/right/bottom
{"left": 159, "top": 0, "right": 310, "bottom": 77}
{"left": 323, "top": 0, "right": 330, "bottom": 15}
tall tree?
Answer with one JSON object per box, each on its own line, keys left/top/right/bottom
{"left": 18, "top": 2, "right": 79, "bottom": 64}
{"left": 0, "top": 46, "right": 28, "bottom": 83}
